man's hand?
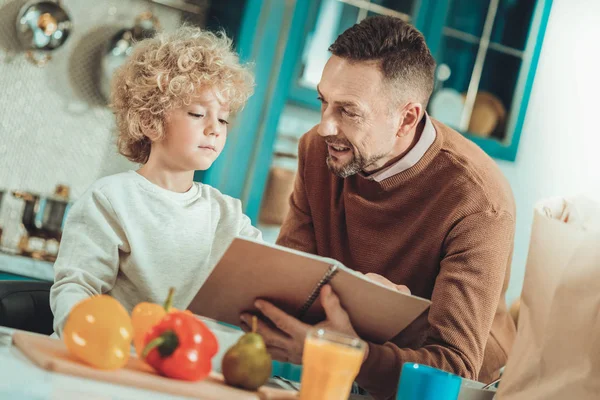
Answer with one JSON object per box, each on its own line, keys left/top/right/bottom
{"left": 240, "top": 285, "right": 364, "bottom": 365}
{"left": 365, "top": 273, "right": 411, "bottom": 295}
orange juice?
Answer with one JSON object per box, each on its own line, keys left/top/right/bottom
{"left": 300, "top": 329, "right": 366, "bottom": 400}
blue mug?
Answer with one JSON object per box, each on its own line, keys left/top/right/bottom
{"left": 396, "top": 363, "right": 462, "bottom": 400}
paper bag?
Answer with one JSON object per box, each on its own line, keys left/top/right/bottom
{"left": 259, "top": 167, "right": 296, "bottom": 225}
{"left": 497, "top": 196, "right": 600, "bottom": 399}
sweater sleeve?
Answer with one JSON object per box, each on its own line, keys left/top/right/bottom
{"left": 238, "top": 206, "right": 263, "bottom": 241}
{"left": 276, "top": 134, "right": 317, "bottom": 253}
{"left": 50, "top": 189, "right": 127, "bottom": 337}
{"left": 356, "top": 211, "right": 515, "bottom": 400}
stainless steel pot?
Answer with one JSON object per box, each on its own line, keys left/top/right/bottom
{"left": 12, "top": 184, "right": 71, "bottom": 241}
{"left": 99, "top": 12, "right": 160, "bottom": 101}
{"left": 15, "top": 0, "right": 72, "bottom": 67}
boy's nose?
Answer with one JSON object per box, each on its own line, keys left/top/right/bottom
{"left": 203, "top": 119, "right": 220, "bottom": 136}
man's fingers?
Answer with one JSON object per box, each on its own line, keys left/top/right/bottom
{"left": 365, "top": 273, "right": 411, "bottom": 294}
{"left": 365, "top": 273, "right": 394, "bottom": 287}
{"left": 396, "top": 285, "right": 411, "bottom": 295}
{"left": 255, "top": 300, "right": 308, "bottom": 338}
{"left": 320, "top": 285, "right": 351, "bottom": 326}
{"left": 240, "top": 313, "right": 292, "bottom": 349}
{"left": 240, "top": 321, "right": 250, "bottom": 332}
{"left": 267, "top": 346, "right": 289, "bottom": 363}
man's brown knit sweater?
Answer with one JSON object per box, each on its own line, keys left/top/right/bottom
{"left": 277, "top": 119, "right": 517, "bottom": 400}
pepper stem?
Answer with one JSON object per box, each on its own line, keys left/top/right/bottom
{"left": 163, "top": 287, "right": 175, "bottom": 312}
{"left": 252, "top": 315, "right": 257, "bottom": 333}
{"left": 141, "top": 330, "right": 179, "bottom": 359}
{"left": 141, "top": 336, "right": 165, "bottom": 359}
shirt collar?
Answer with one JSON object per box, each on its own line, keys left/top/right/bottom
{"left": 361, "top": 113, "right": 437, "bottom": 182}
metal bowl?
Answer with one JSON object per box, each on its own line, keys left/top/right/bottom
{"left": 15, "top": 0, "right": 72, "bottom": 66}
{"left": 99, "top": 12, "right": 159, "bottom": 101}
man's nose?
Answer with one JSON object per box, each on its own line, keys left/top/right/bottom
{"left": 317, "top": 116, "right": 337, "bottom": 138}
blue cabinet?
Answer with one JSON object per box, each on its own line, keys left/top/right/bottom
{"left": 423, "top": 0, "right": 553, "bottom": 161}
{"left": 198, "top": 0, "right": 304, "bottom": 201}
{"left": 288, "top": 0, "right": 420, "bottom": 111}
{"left": 285, "top": 0, "right": 553, "bottom": 162}
{"left": 202, "top": 0, "right": 553, "bottom": 223}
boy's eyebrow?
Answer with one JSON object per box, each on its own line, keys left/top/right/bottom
{"left": 316, "top": 85, "right": 360, "bottom": 110}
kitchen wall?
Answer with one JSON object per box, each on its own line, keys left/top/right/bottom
{"left": 498, "top": 0, "right": 600, "bottom": 305}
{"left": 0, "top": 0, "right": 181, "bottom": 250}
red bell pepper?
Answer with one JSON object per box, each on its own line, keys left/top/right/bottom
{"left": 142, "top": 311, "right": 218, "bottom": 381}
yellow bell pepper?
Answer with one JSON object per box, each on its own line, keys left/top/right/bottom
{"left": 63, "top": 295, "right": 133, "bottom": 370}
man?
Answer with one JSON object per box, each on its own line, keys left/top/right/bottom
{"left": 241, "top": 15, "right": 516, "bottom": 399}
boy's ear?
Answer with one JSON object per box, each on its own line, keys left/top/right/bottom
{"left": 142, "top": 112, "right": 166, "bottom": 142}
{"left": 143, "top": 130, "right": 160, "bottom": 142}
{"left": 146, "top": 111, "right": 172, "bottom": 142}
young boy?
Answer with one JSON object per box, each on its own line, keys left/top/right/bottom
{"left": 50, "top": 26, "right": 261, "bottom": 337}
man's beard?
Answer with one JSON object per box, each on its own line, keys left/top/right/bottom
{"left": 326, "top": 149, "right": 384, "bottom": 178}
{"left": 326, "top": 151, "right": 363, "bottom": 178}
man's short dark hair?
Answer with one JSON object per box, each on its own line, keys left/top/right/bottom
{"left": 329, "top": 15, "right": 436, "bottom": 107}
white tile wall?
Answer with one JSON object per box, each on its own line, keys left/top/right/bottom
{"left": 0, "top": 0, "right": 183, "bottom": 250}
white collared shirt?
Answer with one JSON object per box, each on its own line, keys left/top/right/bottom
{"left": 362, "top": 113, "right": 437, "bottom": 182}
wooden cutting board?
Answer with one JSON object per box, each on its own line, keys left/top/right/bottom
{"left": 12, "top": 331, "right": 297, "bottom": 400}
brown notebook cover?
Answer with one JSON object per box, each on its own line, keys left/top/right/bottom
{"left": 189, "top": 237, "right": 431, "bottom": 344}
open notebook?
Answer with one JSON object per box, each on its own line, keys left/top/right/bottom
{"left": 189, "top": 237, "right": 431, "bottom": 344}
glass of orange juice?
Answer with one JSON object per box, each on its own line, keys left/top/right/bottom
{"left": 299, "top": 328, "right": 366, "bottom": 400}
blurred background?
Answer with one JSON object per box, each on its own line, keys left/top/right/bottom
{"left": 0, "top": 0, "right": 598, "bottom": 306}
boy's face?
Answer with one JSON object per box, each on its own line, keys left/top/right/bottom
{"left": 155, "top": 87, "right": 230, "bottom": 171}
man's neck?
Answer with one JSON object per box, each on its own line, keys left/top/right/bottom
{"left": 363, "top": 116, "right": 426, "bottom": 176}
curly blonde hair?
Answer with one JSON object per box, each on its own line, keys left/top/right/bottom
{"left": 111, "top": 26, "right": 255, "bottom": 164}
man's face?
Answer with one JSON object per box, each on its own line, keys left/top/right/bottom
{"left": 317, "top": 56, "right": 402, "bottom": 178}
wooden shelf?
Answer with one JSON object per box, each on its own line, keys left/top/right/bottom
{"left": 0, "top": 252, "right": 53, "bottom": 282}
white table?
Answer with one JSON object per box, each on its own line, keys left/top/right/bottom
{"left": 0, "top": 316, "right": 291, "bottom": 399}
{"left": 0, "top": 326, "right": 196, "bottom": 400}
{"left": 0, "top": 325, "right": 495, "bottom": 400}
{"left": 0, "top": 326, "right": 375, "bottom": 400}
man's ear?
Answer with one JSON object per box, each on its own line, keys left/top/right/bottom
{"left": 397, "top": 102, "right": 423, "bottom": 138}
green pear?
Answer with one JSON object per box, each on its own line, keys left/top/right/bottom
{"left": 222, "top": 316, "right": 272, "bottom": 390}
{"left": 236, "top": 332, "right": 266, "bottom": 349}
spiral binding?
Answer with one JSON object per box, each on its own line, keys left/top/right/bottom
{"left": 297, "top": 264, "right": 339, "bottom": 321}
